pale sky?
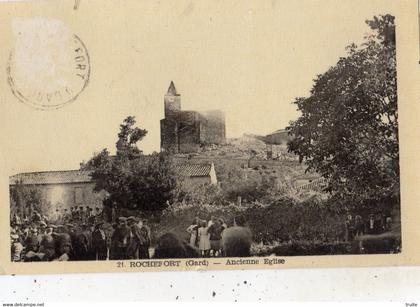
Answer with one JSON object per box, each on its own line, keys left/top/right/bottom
{"left": 0, "top": 0, "right": 398, "bottom": 174}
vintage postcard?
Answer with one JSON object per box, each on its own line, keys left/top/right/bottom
{"left": 0, "top": 0, "right": 419, "bottom": 275}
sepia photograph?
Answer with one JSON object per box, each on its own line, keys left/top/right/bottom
{"left": 0, "top": 0, "right": 414, "bottom": 273}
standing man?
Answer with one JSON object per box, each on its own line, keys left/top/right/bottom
{"left": 66, "top": 223, "right": 78, "bottom": 260}
{"left": 110, "top": 217, "right": 131, "bottom": 260}
{"left": 79, "top": 207, "right": 85, "bottom": 223}
{"left": 37, "top": 221, "right": 47, "bottom": 244}
{"left": 111, "top": 203, "right": 117, "bottom": 223}
{"left": 73, "top": 207, "right": 80, "bottom": 222}
{"left": 85, "top": 206, "right": 92, "bottom": 221}
{"left": 127, "top": 216, "right": 142, "bottom": 259}
{"left": 91, "top": 221, "right": 107, "bottom": 260}
{"left": 366, "top": 214, "right": 376, "bottom": 235}
{"left": 139, "top": 219, "right": 151, "bottom": 259}
{"left": 63, "top": 208, "right": 70, "bottom": 223}
{"left": 345, "top": 214, "right": 355, "bottom": 241}
{"left": 70, "top": 207, "right": 76, "bottom": 220}
{"left": 54, "top": 209, "right": 60, "bottom": 222}
{"left": 73, "top": 223, "right": 91, "bottom": 261}
{"left": 208, "top": 217, "right": 224, "bottom": 257}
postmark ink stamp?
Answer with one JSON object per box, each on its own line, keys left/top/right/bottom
{"left": 7, "top": 19, "right": 90, "bottom": 110}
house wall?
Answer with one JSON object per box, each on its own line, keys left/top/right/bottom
{"left": 180, "top": 176, "right": 212, "bottom": 192}
{"left": 11, "top": 182, "right": 106, "bottom": 217}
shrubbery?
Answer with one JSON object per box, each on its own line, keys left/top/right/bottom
{"left": 151, "top": 192, "right": 346, "bottom": 247}
{"left": 251, "top": 241, "right": 352, "bottom": 256}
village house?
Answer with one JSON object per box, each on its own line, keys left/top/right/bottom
{"left": 173, "top": 162, "right": 218, "bottom": 191}
{"left": 9, "top": 170, "right": 107, "bottom": 218}
{"left": 9, "top": 162, "right": 218, "bottom": 216}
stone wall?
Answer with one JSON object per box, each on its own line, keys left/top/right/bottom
{"left": 178, "top": 122, "right": 201, "bottom": 153}
{"left": 160, "top": 118, "right": 179, "bottom": 154}
{"left": 200, "top": 110, "right": 226, "bottom": 145}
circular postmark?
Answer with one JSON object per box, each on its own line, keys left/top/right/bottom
{"left": 7, "top": 34, "right": 90, "bottom": 110}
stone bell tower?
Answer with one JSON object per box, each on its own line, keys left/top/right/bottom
{"left": 164, "top": 81, "right": 181, "bottom": 118}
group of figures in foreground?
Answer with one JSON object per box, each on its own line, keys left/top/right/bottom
{"left": 10, "top": 210, "right": 252, "bottom": 262}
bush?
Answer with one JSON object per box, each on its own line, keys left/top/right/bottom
{"left": 150, "top": 196, "right": 346, "bottom": 247}
{"left": 355, "top": 232, "right": 401, "bottom": 254}
{"left": 251, "top": 241, "right": 352, "bottom": 256}
{"left": 243, "top": 198, "right": 345, "bottom": 244}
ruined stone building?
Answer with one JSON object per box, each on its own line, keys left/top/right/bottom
{"left": 160, "top": 81, "right": 226, "bottom": 154}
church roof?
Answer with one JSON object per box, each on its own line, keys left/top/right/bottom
{"left": 167, "top": 81, "right": 178, "bottom": 95}
{"left": 9, "top": 170, "right": 92, "bottom": 185}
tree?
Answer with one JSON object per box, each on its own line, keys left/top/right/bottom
{"left": 9, "top": 180, "right": 52, "bottom": 217}
{"left": 81, "top": 116, "right": 178, "bottom": 214}
{"left": 287, "top": 15, "right": 398, "bottom": 213}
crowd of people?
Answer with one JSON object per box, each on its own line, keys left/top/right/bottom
{"left": 185, "top": 216, "right": 251, "bottom": 257}
{"left": 10, "top": 206, "right": 253, "bottom": 262}
{"left": 344, "top": 213, "right": 394, "bottom": 242}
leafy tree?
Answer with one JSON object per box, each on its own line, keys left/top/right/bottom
{"left": 81, "top": 116, "right": 178, "bottom": 214}
{"left": 287, "top": 15, "right": 398, "bottom": 213}
{"left": 10, "top": 180, "right": 51, "bottom": 217}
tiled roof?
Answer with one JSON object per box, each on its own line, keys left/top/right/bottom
{"left": 173, "top": 163, "right": 212, "bottom": 177}
{"left": 9, "top": 170, "right": 92, "bottom": 185}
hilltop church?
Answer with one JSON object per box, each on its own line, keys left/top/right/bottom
{"left": 160, "top": 81, "right": 226, "bottom": 154}
{"left": 10, "top": 81, "right": 224, "bottom": 218}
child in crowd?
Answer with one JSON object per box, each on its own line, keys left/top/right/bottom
{"left": 198, "top": 220, "right": 210, "bottom": 257}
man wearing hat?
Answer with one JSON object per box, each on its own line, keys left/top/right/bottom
{"left": 37, "top": 221, "right": 47, "bottom": 245}
{"left": 23, "top": 232, "right": 40, "bottom": 262}
{"left": 86, "top": 206, "right": 92, "bottom": 220}
{"left": 127, "top": 216, "right": 142, "bottom": 259}
{"left": 110, "top": 217, "right": 131, "bottom": 260}
{"left": 45, "top": 224, "right": 56, "bottom": 236}
{"left": 73, "top": 223, "right": 91, "bottom": 261}
{"left": 39, "top": 233, "right": 56, "bottom": 261}
{"left": 53, "top": 233, "right": 73, "bottom": 261}
{"left": 12, "top": 213, "right": 21, "bottom": 226}
{"left": 92, "top": 221, "right": 107, "bottom": 260}
{"left": 139, "top": 219, "right": 151, "bottom": 259}
{"left": 73, "top": 207, "right": 80, "bottom": 222}
{"left": 70, "top": 207, "right": 76, "bottom": 219}
{"left": 65, "top": 224, "right": 78, "bottom": 259}
{"left": 62, "top": 208, "right": 69, "bottom": 223}
{"left": 11, "top": 233, "right": 23, "bottom": 262}
{"left": 79, "top": 206, "right": 85, "bottom": 223}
